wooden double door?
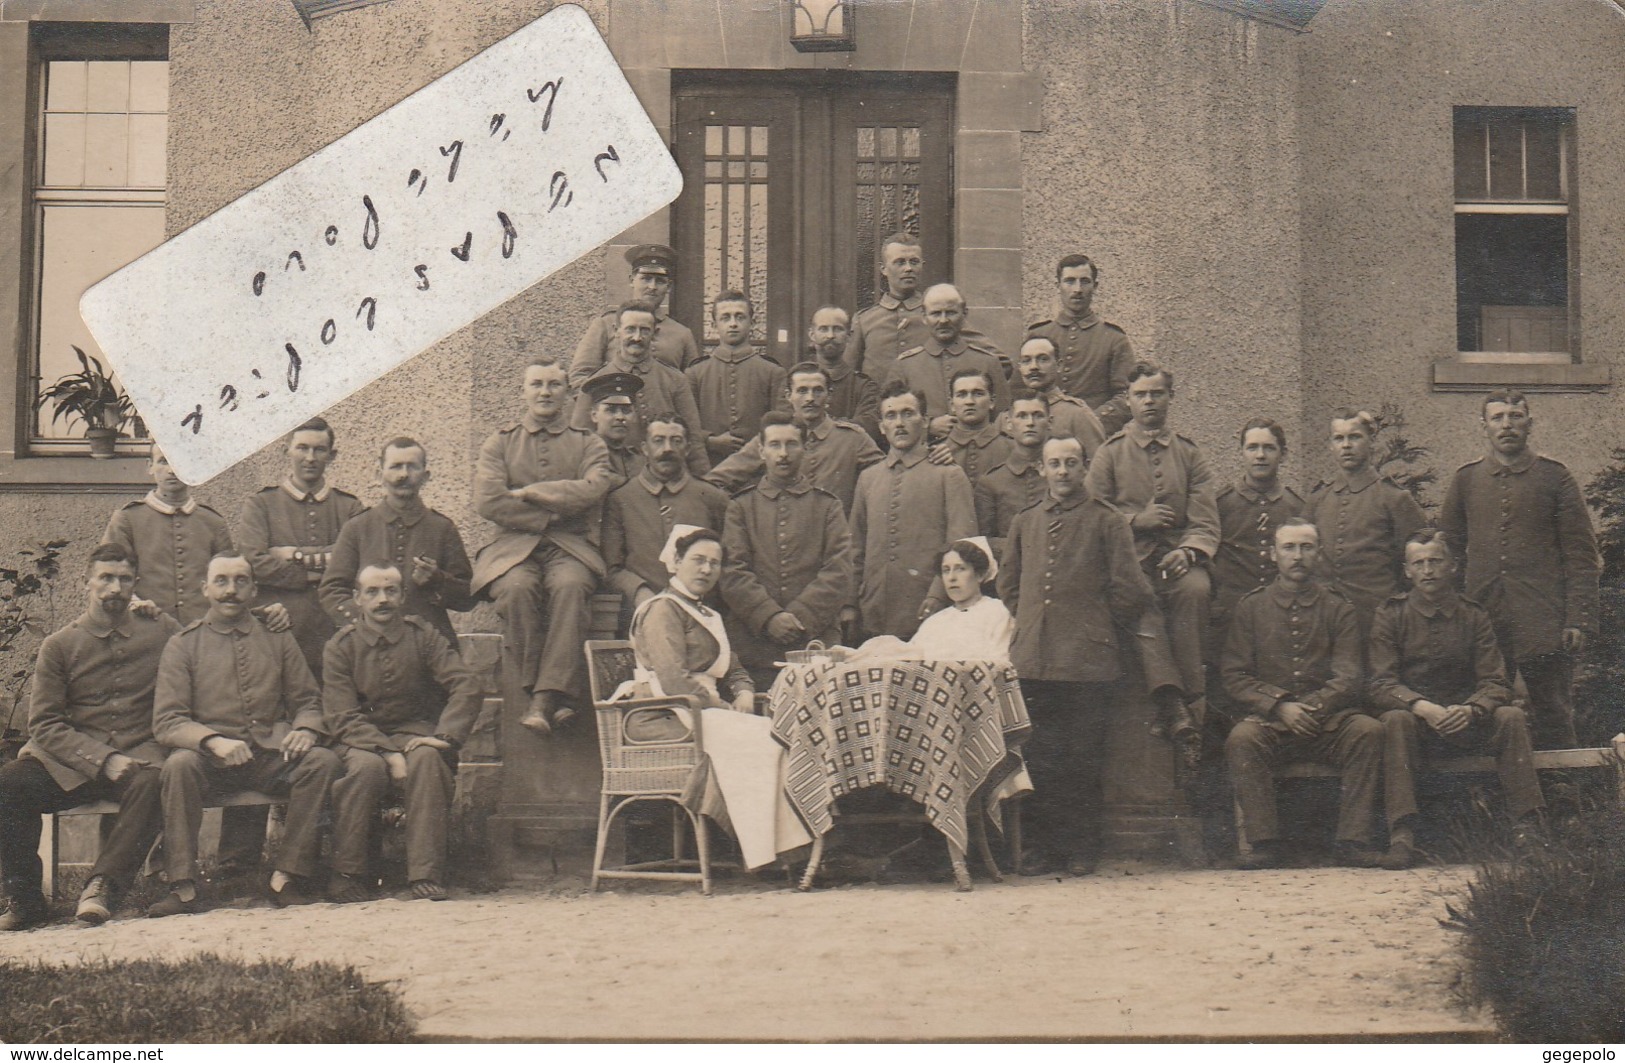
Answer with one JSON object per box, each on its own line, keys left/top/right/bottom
{"left": 672, "top": 72, "right": 955, "bottom": 366}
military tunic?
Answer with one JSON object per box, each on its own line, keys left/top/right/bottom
{"left": 1024, "top": 310, "right": 1135, "bottom": 435}
{"left": 102, "top": 494, "right": 233, "bottom": 624}
{"left": 568, "top": 306, "right": 700, "bottom": 387}
{"left": 974, "top": 451, "right": 1046, "bottom": 559}
{"left": 319, "top": 500, "right": 475, "bottom": 645}
{"left": 1086, "top": 423, "right": 1221, "bottom": 563}
{"left": 1212, "top": 481, "right": 1307, "bottom": 625}
{"left": 843, "top": 292, "right": 991, "bottom": 385}
{"left": 706, "top": 415, "right": 883, "bottom": 514}
{"left": 684, "top": 343, "right": 789, "bottom": 461}
{"left": 720, "top": 480, "right": 852, "bottom": 673}
{"left": 601, "top": 470, "right": 730, "bottom": 601}
{"left": 571, "top": 354, "right": 710, "bottom": 477}
{"left": 821, "top": 360, "right": 881, "bottom": 441}
{"left": 602, "top": 440, "right": 645, "bottom": 483}
{"left": 891, "top": 338, "right": 1011, "bottom": 420}
{"left": 1306, "top": 468, "right": 1428, "bottom": 626}
{"left": 849, "top": 447, "right": 977, "bottom": 640}
{"left": 1039, "top": 386, "right": 1107, "bottom": 460}
{"left": 942, "top": 421, "right": 1013, "bottom": 487}
{"left": 237, "top": 480, "right": 363, "bottom": 674}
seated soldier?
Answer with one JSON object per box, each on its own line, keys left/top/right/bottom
{"left": 149, "top": 553, "right": 340, "bottom": 915}
{"left": 325, "top": 564, "right": 483, "bottom": 902}
{"left": 1222, "top": 518, "right": 1386, "bottom": 870}
{"left": 1369, "top": 531, "right": 1545, "bottom": 869}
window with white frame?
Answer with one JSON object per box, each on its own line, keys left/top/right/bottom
{"left": 29, "top": 38, "right": 167, "bottom": 451}
{"left": 1453, "top": 106, "right": 1576, "bottom": 360}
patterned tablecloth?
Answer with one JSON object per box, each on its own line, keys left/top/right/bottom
{"left": 767, "top": 658, "right": 1031, "bottom": 852}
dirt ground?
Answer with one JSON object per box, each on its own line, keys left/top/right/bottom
{"left": 0, "top": 862, "right": 1493, "bottom": 1042}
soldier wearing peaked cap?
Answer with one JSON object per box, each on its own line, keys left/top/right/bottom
{"left": 583, "top": 371, "right": 646, "bottom": 482}
{"left": 568, "top": 244, "right": 700, "bottom": 387}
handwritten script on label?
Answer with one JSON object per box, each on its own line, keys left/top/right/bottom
{"left": 80, "top": 4, "right": 680, "bottom": 485}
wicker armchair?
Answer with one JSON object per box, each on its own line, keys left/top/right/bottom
{"left": 585, "top": 640, "right": 713, "bottom": 895}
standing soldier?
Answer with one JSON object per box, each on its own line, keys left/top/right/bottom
{"left": 1212, "top": 419, "right": 1306, "bottom": 638}
{"left": 1306, "top": 407, "right": 1428, "bottom": 633}
{"left": 927, "top": 368, "right": 1012, "bottom": 487}
{"left": 1440, "top": 390, "right": 1600, "bottom": 749}
{"left": 568, "top": 244, "right": 700, "bottom": 386}
{"left": 975, "top": 394, "right": 1052, "bottom": 560}
{"left": 102, "top": 443, "right": 232, "bottom": 625}
{"left": 720, "top": 411, "right": 853, "bottom": 687}
{"left": 572, "top": 304, "right": 710, "bottom": 477}
{"left": 891, "top": 284, "right": 1009, "bottom": 424}
{"left": 808, "top": 305, "right": 880, "bottom": 441}
{"left": 844, "top": 233, "right": 987, "bottom": 385}
{"left": 1025, "top": 254, "right": 1136, "bottom": 436}
{"left": 1013, "top": 336, "right": 1106, "bottom": 459}
{"left": 685, "top": 291, "right": 788, "bottom": 464}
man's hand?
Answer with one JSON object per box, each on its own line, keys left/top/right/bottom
{"left": 1562, "top": 627, "right": 1587, "bottom": 655}
{"left": 268, "top": 545, "right": 300, "bottom": 563}
{"left": 1132, "top": 504, "right": 1177, "bottom": 532}
{"left": 1412, "top": 699, "right": 1449, "bottom": 732}
{"left": 102, "top": 752, "right": 136, "bottom": 783}
{"left": 403, "top": 735, "right": 452, "bottom": 754}
{"left": 1157, "top": 548, "right": 1192, "bottom": 580}
{"left": 707, "top": 433, "right": 744, "bottom": 456}
{"left": 917, "top": 596, "right": 944, "bottom": 621}
{"left": 384, "top": 751, "right": 409, "bottom": 782}
{"left": 255, "top": 602, "right": 292, "bottom": 633}
{"left": 1277, "top": 701, "right": 1320, "bottom": 738}
{"left": 926, "top": 441, "right": 956, "bottom": 466}
{"left": 279, "top": 727, "right": 316, "bottom": 760}
{"left": 128, "top": 597, "right": 161, "bottom": 619}
{"left": 1436, "top": 704, "right": 1475, "bottom": 736}
{"left": 730, "top": 690, "right": 756, "bottom": 715}
{"left": 411, "top": 554, "right": 441, "bottom": 588}
{"left": 204, "top": 736, "right": 253, "bottom": 767}
{"left": 766, "top": 611, "right": 806, "bottom": 645}
{"left": 928, "top": 414, "right": 955, "bottom": 438}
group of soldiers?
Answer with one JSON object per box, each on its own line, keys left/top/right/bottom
{"left": 0, "top": 233, "right": 1601, "bottom": 928}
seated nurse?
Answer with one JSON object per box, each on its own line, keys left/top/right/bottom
{"left": 627, "top": 525, "right": 812, "bottom": 869}
{"left": 842, "top": 537, "right": 1013, "bottom": 663}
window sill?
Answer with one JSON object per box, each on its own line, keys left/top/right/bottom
{"left": 1432, "top": 358, "right": 1610, "bottom": 392}
{"left": 0, "top": 453, "right": 152, "bottom": 492}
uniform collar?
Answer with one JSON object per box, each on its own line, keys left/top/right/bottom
{"left": 1055, "top": 308, "right": 1100, "bottom": 329}
{"left": 1488, "top": 449, "right": 1538, "bottom": 476}
{"left": 1332, "top": 467, "right": 1378, "bottom": 493}
{"left": 1409, "top": 589, "right": 1461, "bottom": 619}
{"left": 1236, "top": 480, "right": 1284, "bottom": 504}
{"left": 204, "top": 610, "right": 257, "bottom": 636}
{"left": 708, "top": 342, "right": 755, "bottom": 364}
{"left": 637, "top": 468, "right": 690, "bottom": 495}
{"left": 1044, "top": 491, "right": 1088, "bottom": 512}
{"left": 606, "top": 354, "right": 655, "bottom": 376}
{"left": 1267, "top": 578, "right": 1324, "bottom": 608}
{"left": 79, "top": 607, "right": 134, "bottom": 640}
{"left": 927, "top": 337, "right": 968, "bottom": 358}
{"left": 281, "top": 479, "right": 330, "bottom": 503}
{"left": 358, "top": 616, "right": 407, "bottom": 645}
{"left": 382, "top": 498, "right": 428, "bottom": 525}
{"left": 144, "top": 491, "right": 196, "bottom": 516}
{"left": 878, "top": 292, "right": 922, "bottom": 312}
{"left": 948, "top": 421, "right": 1003, "bottom": 447}
{"left": 885, "top": 446, "right": 928, "bottom": 468}
{"left": 758, "top": 478, "right": 810, "bottom": 499}
{"left": 1002, "top": 448, "right": 1041, "bottom": 476}
{"left": 1125, "top": 422, "right": 1173, "bottom": 449}
{"left": 806, "top": 416, "right": 833, "bottom": 440}
{"left": 522, "top": 411, "right": 571, "bottom": 435}
{"left": 818, "top": 359, "right": 852, "bottom": 382}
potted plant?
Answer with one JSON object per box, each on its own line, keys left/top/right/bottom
{"left": 35, "top": 346, "right": 137, "bottom": 459}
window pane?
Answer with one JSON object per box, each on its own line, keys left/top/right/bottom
{"left": 1455, "top": 214, "right": 1569, "bottom": 353}
{"left": 705, "top": 124, "right": 722, "bottom": 156}
{"left": 84, "top": 113, "right": 130, "bottom": 187}
{"left": 1526, "top": 122, "right": 1563, "bottom": 200}
{"left": 85, "top": 61, "right": 129, "bottom": 113}
{"left": 1487, "top": 119, "right": 1524, "bottom": 200}
{"left": 42, "top": 113, "right": 86, "bottom": 187}
{"left": 128, "top": 113, "right": 167, "bottom": 188}
{"left": 856, "top": 126, "right": 874, "bottom": 157}
{"left": 750, "top": 125, "right": 767, "bottom": 158}
{"left": 878, "top": 126, "right": 897, "bottom": 158}
{"left": 902, "top": 127, "right": 921, "bottom": 158}
{"left": 45, "top": 61, "right": 86, "bottom": 113}
{"left": 1454, "top": 120, "right": 1486, "bottom": 200}
{"left": 128, "top": 61, "right": 168, "bottom": 113}
{"left": 34, "top": 203, "right": 165, "bottom": 439}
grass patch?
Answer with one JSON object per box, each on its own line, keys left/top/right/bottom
{"left": 0, "top": 953, "right": 414, "bottom": 1043}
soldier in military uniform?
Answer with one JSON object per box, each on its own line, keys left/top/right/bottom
{"left": 808, "top": 305, "right": 880, "bottom": 441}
{"left": 974, "top": 394, "right": 1051, "bottom": 560}
{"left": 1025, "top": 254, "right": 1136, "bottom": 436}
{"left": 1221, "top": 518, "right": 1386, "bottom": 870}
{"left": 891, "top": 284, "right": 1009, "bottom": 425}
{"left": 706, "top": 362, "right": 883, "bottom": 514}
{"left": 850, "top": 381, "right": 977, "bottom": 640}
{"left": 602, "top": 411, "right": 729, "bottom": 611}
{"left": 102, "top": 443, "right": 232, "bottom": 625}
{"left": 1440, "top": 390, "right": 1601, "bottom": 749}
{"left": 1013, "top": 336, "right": 1106, "bottom": 459}
{"left": 568, "top": 244, "right": 700, "bottom": 387}
{"left": 237, "top": 417, "right": 362, "bottom": 678}
{"left": 1086, "top": 364, "right": 1218, "bottom": 765}
{"left": 926, "top": 368, "right": 1012, "bottom": 486}
{"left": 583, "top": 372, "right": 645, "bottom": 482}
{"left": 1369, "top": 531, "right": 1544, "bottom": 870}
{"left": 720, "top": 411, "right": 853, "bottom": 686}
{"left": 1306, "top": 408, "right": 1428, "bottom": 633}
{"left": 844, "top": 233, "right": 987, "bottom": 385}
{"left": 571, "top": 304, "right": 709, "bottom": 477}
{"left": 473, "top": 357, "right": 617, "bottom": 735}
{"left": 685, "top": 290, "right": 788, "bottom": 463}
{"left": 324, "top": 563, "right": 483, "bottom": 903}
{"left": 1212, "top": 419, "right": 1306, "bottom": 640}
{"left": 319, "top": 437, "right": 475, "bottom": 646}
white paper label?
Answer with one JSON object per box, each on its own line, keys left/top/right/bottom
{"left": 80, "top": 4, "right": 680, "bottom": 485}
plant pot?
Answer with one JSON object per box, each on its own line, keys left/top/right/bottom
{"left": 85, "top": 426, "right": 119, "bottom": 459}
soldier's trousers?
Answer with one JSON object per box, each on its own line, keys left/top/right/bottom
{"left": 1019, "top": 679, "right": 1112, "bottom": 862}
{"left": 489, "top": 543, "right": 594, "bottom": 702}
{"left": 1510, "top": 652, "right": 1579, "bottom": 750}
{"left": 1225, "top": 713, "right": 1382, "bottom": 846}
{"left": 0, "top": 758, "right": 161, "bottom": 902}
{"left": 1134, "top": 564, "right": 1209, "bottom": 702}
{"left": 331, "top": 745, "right": 455, "bottom": 884}
{"left": 1380, "top": 705, "right": 1543, "bottom": 826}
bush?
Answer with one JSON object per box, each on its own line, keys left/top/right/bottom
{"left": 0, "top": 953, "right": 415, "bottom": 1043}
{"left": 1446, "top": 780, "right": 1625, "bottom": 1042}
{"left": 1577, "top": 448, "right": 1625, "bottom": 745}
